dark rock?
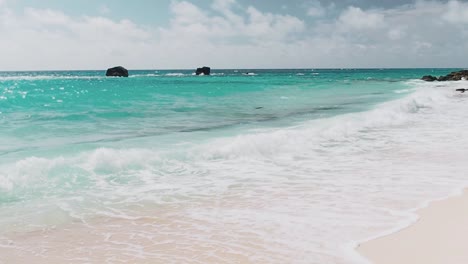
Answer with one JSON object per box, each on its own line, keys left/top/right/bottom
{"left": 438, "top": 70, "right": 468, "bottom": 82}
{"left": 438, "top": 75, "right": 449, "bottom": 81}
{"left": 106, "top": 66, "right": 129, "bottom": 77}
{"left": 443, "top": 70, "right": 468, "bottom": 81}
{"left": 422, "top": 75, "right": 438, "bottom": 82}
{"left": 195, "top": 66, "right": 211, "bottom": 75}
{"left": 456, "top": 88, "right": 467, "bottom": 93}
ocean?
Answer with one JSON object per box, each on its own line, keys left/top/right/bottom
{"left": 1, "top": 68, "right": 467, "bottom": 263}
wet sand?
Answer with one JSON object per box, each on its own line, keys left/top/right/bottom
{"left": 358, "top": 190, "right": 468, "bottom": 264}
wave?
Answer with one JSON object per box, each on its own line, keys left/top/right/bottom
{"left": 197, "top": 80, "right": 456, "bottom": 160}
{"left": 165, "top": 73, "right": 186, "bottom": 77}
{"left": 129, "top": 73, "right": 160, "bottom": 78}
{"left": 1, "top": 80, "right": 462, "bottom": 194}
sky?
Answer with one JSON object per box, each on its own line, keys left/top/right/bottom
{"left": 0, "top": 0, "right": 467, "bottom": 70}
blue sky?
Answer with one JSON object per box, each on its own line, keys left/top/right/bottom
{"left": 0, "top": 0, "right": 467, "bottom": 70}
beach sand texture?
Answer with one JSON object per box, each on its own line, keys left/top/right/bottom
{"left": 358, "top": 190, "right": 468, "bottom": 264}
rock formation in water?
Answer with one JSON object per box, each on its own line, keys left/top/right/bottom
{"left": 421, "top": 75, "right": 438, "bottom": 82}
{"left": 195, "top": 67, "right": 211, "bottom": 75}
{"left": 106, "top": 66, "right": 129, "bottom": 77}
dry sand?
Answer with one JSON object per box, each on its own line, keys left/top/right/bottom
{"left": 358, "top": 189, "right": 468, "bottom": 264}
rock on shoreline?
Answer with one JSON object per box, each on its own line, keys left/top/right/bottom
{"left": 106, "top": 66, "right": 129, "bottom": 77}
{"left": 422, "top": 70, "right": 468, "bottom": 82}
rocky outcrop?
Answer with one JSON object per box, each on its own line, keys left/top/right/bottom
{"left": 422, "top": 70, "right": 468, "bottom": 82}
{"left": 422, "top": 75, "right": 438, "bottom": 82}
{"left": 195, "top": 67, "right": 211, "bottom": 75}
{"left": 106, "top": 66, "right": 129, "bottom": 77}
{"left": 437, "top": 70, "right": 468, "bottom": 81}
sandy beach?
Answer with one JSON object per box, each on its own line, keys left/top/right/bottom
{"left": 358, "top": 189, "right": 468, "bottom": 264}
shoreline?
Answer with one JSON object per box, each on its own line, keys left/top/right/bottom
{"left": 357, "top": 188, "right": 468, "bottom": 264}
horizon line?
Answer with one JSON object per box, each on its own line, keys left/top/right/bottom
{"left": 0, "top": 67, "right": 466, "bottom": 73}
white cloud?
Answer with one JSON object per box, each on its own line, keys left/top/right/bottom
{"left": 307, "top": 6, "right": 325, "bottom": 17}
{"left": 0, "top": 5, "right": 155, "bottom": 70}
{"left": 387, "top": 28, "right": 405, "bottom": 40}
{"left": 211, "top": 0, "right": 236, "bottom": 13}
{"left": 442, "top": 0, "right": 468, "bottom": 24}
{"left": 306, "top": 1, "right": 334, "bottom": 18}
{"left": 245, "top": 6, "right": 305, "bottom": 40}
{"left": 170, "top": 1, "right": 207, "bottom": 26}
{"left": 161, "top": 1, "right": 304, "bottom": 42}
{"left": 154, "top": 1, "right": 306, "bottom": 68}
{"left": 24, "top": 8, "right": 70, "bottom": 26}
{"left": 0, "top": 0, "right": 467, "bottom": 70}
{"left": 338, "top": 6, "right": 384, "bottom": 29}
{"left": 306, "top": 0, "right": 326, "bottom": 18}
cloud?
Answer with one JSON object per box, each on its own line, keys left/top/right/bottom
{"left": 98, "top": 4, "right": 111, "bottom": 15}
{"left": 245, "top": 6, "right": 305, "bottom": 40}
{"left": 0, "top": 5, "right": 155, "bottom": 70}
{"left": 24, "top": 8, "right": 70, "bottom": 26}
{"left": 387, "top": 28, "right": 405, "bottom": 40}
{"left": 442, "top": 0, "right": 468, "bottom": 24}
{"left": 154, "top": 1, "right": 306, "bottom": 68}
{"left": 211, "top": 0, "right": 236, "bottom": 13}
{"left": 0, "top": 0, "right": 467, "bottom": 70}
{"left": 338, "top": 6, "right": 384, "bottom": 29}
{"left": 306, "top": 1, "right": 326, "bottom": 17}
{"left": 161, "top": 1, "right": 304, "bottom": 42}
{"left": 307, "top": 7, "right": 325, "bottom": 17}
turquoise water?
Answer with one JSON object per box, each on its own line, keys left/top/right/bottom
{"left": 1, "top": 68, "right": 467, "bottom": 263}
{"left": 0, "top": 69, "right": 433, "bottom": 200}
{"left": 0, "top": 69, "right": 451, "bottom": 158}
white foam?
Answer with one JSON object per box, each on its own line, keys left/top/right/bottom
{"left": 165, "top": 73, "right": 186, "bottom": 77}
{"left": 394, "top": 88, "right": 412, "bottom": 94}
{"left": 0, "top": 176, "right": 13, "bottom": 191}
{"left": 195, "top": 81, "right": 452, "bottom": 161}
{"left": 129, "top": 73, "right": 160, "bottom": 78}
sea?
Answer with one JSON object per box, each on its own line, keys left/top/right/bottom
{"left": 0, "top": 68, "right": 467, "bottom": 263}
